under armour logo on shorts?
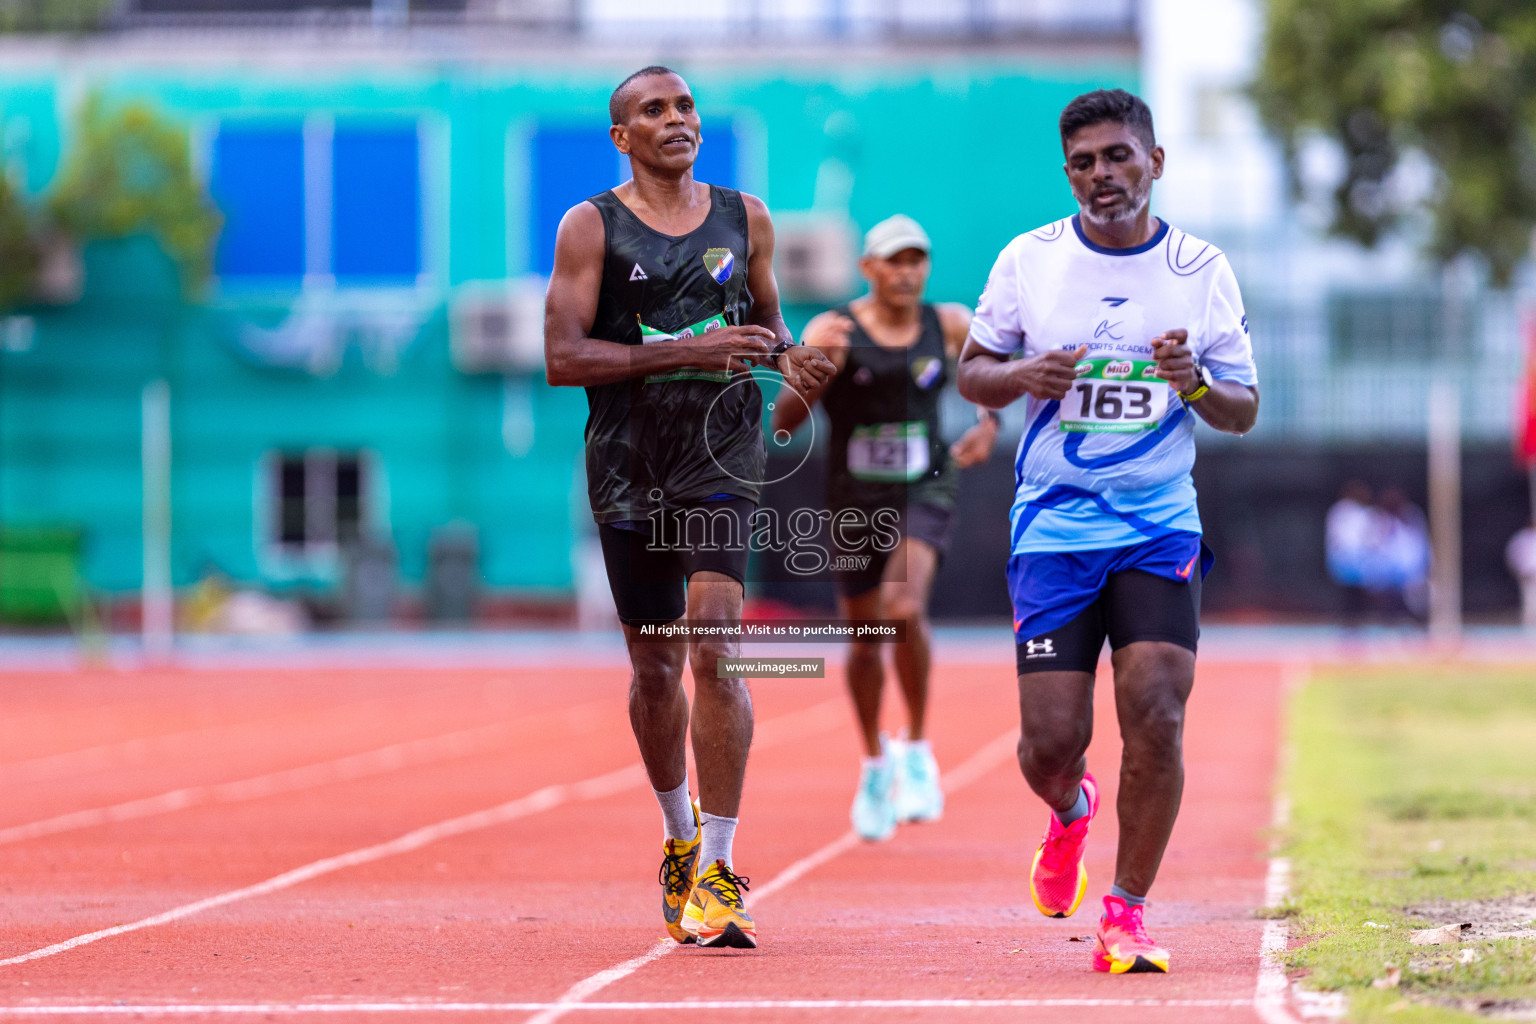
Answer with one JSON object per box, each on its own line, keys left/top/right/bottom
{"left": 1025, "top": 638, "right": 1055, "bottom": 658}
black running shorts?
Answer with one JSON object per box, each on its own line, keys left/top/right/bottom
{"left": 597, "top": 498, "right": 754, "bottom": 626}
{"left": 1015, "top": 568, "right": 1201, "bottom": 676}
{"left": 833, "top": 501, "right": 955, "bottom": 599}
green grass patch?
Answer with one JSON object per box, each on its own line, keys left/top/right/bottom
{"left": 1282, "top": 665, "right": 1536, "bottom": 1022}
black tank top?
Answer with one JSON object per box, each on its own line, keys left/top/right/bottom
{"left": 821, "top": 303, "right": 959, "bottom": 512}
{"left": 583, "top": 185, "right": 763, "bottom": 522}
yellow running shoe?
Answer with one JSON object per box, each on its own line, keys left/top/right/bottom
{"left": 658, "top": 807, "right": 701, "bottom": 944}
{"left": 681, "top": 859, "right": 756, "bottom": 949}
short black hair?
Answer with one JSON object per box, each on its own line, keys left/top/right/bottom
{"left": 1058, "top": 89, "right": 1156, "bottom": 153}
{"left": 610, "top": 65, "right": 679, "bottom": 125}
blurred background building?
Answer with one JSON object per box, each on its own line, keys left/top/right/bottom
{"left": 0, "top": 0, "right": 1530, "bottom": 631}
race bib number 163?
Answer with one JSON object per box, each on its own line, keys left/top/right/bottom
{"left": 1058, "top": 358, "right": 1170, "bottom": 434}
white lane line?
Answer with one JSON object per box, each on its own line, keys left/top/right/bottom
{"left": 0, "top": 699, "right": 613, "bottom": 847}
{"left": 0, "top": 686, "right": 491, "bottom": 785}
{"left": 0, "top": 998, "right": 1260, "bottom": 1014}
{"left": 0, "top": 699, "right": 847, "bottom": 969}
{"left": 1254, "top": 661, "right": 1307, "bottom": 1024}
{"left": 526, "top": 728, "right": 1020, "bottom": 1024}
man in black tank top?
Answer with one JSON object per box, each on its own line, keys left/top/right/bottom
{"left": 770, "top": 215, "right": 999, "bottom": 842}
{"left": 544, "top": 66, "right": 834, "bottom": 950}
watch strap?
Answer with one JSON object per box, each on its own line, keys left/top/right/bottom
{"left": 1179, "top": 363, "right": 1212, "bottom": 402}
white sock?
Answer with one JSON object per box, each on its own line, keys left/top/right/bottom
{"left": 699, "top": 810, "right": 738, "bottom": 870}
{"left": 862, "top": 754, "right": 888, "bottom": 771}
{"left": 653, "top": 779, "right": 695, "bottom": 842}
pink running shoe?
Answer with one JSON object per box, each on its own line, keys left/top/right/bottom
{"left": 1093, "top": 894, "right": 1170, "bottom": 974}
{"left": 1028, "top": 771, "right": 1099, "bottom": 918}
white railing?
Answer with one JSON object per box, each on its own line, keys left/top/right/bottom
{"left": 117, "top": 0, "right": 1139, "bottom": 39}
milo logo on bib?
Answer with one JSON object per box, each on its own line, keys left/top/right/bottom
{"left": 638, "top": 312, "right": 733, "bottom": 384}
{"left": 1058, "top": 358, "right": 1171, "bottom": 434}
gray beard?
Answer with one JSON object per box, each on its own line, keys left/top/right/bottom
{"left": 1076, "top": 177, "right": 1152, "bottom": 228}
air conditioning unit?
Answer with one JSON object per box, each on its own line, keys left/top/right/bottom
{"left": 773, "top": 212, "right": 857, "bottom": 303}
{"left": 450, "top": 277, "right": 546, "bottom": 374}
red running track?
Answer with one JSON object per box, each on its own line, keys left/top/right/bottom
{"left": 0, "top": 657, "right": 1289, "bottom": 1021}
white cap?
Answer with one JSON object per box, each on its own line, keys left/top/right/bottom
{"left": 862, "top": 214, "right": 931, "bottom": 259}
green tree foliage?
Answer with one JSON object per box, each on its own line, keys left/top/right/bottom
{"left": 0, "top": 0, "right": 115, "bottom": 32}
{"left": 0, "top": 172, "right": 40, "bottom": 311}
{"left": 1254, "top": 2, "right": 1536, "bottom": 285}
{"left": 48, "top": 94, "right": 221, "bottom": 294}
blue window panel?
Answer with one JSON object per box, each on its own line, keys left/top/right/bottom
{"left": 211, "top": 125, "right": 305, "bottom": 280}
{"left": 532, "top": 127, "right": 624, "bottom": 276}
{"left": 333, "top": 124, "right": 421, "bottom": 281}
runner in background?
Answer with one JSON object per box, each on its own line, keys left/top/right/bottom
{"left": 771, "top": 215, "right": 998, "bottom": 841}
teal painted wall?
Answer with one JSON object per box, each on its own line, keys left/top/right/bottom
{"left": 0, "top": 56, "right": 1135, "bottom": 597}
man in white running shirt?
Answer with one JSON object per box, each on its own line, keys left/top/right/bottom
{"left": 956, "top": 88, "right": 1259, "bottom": 975}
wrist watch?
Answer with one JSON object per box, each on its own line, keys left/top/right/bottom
{"left": 770, "top": 337, "right": 795, "bottom": 368}
{"left": 1179, "top": 363, "right": 1213, "bottom": 402}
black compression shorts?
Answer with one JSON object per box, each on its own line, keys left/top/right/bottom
{"left": 833, "top": 501, "right": 955, "bottom": 599}
{"left": 597, "top": 498, "right": 754, "bottom": 626}
{"left": 1015, "top": 568, "right": 1201, "bottom": 676}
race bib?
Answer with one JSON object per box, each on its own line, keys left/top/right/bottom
{"left": 1059, "top": 358, "right": 1170, "bottom": 434}
{"left": 639, "top": 313, "right": 731, "bottom": 384}
{"left": 848, "top": 421, "right": 930, "bottom": 482}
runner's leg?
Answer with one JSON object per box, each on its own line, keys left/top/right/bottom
{"left": 685, "top": 571, "right": 753, "bottom": 818}
{"left": 624, "top": 629, "right": 690, "bottom": 793}
{"left": 1017, "top": 669, "right": 1096, "bottom": 813}
{"left": 1108, "top": 640, "right": 1194, "bottom": 896}
{"left": 837, "top": 586, "right": 886, "bottom": 757}
{"left": 882, "top": 537, "right": 939, "bottom": 742}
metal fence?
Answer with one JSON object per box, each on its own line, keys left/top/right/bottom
{"left": 116, "top": 0, "right": 1139, "bottom": 41}
{"left": 1202, "top": 287, "right": 1524, "bottom": 446}
{"left": 954, "top": 286, "right": 1527, "bottom": 449}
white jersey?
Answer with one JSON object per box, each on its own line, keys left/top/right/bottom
{"left": 970, "top": 215, "right": 1257, "bottom": 554}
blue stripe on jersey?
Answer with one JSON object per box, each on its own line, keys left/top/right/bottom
{"left": 1014, "top": 399, "right": 1061, "bottom": 485}
{"left": 1009, "top": 475, "right": 1203, "bottom": 553}
{"left": 1062, "top": 404, "right": 1188, "bottom": 470}
{"left": 1010, "top": 484, "right": 1192, "bottom": 552}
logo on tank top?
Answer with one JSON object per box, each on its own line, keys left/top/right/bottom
{"left": 703, "top": 248, "right": 735, "bottom": 285}
{"left": 629, "top": 263, "right": 648, "bottom": 281}
{"left": 912, "top": 356, "right": 943, "bottom": 389}
{"left": 853, "top": 366, "right": 875, "bottom": 386}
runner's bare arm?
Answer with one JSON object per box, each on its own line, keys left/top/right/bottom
{"left": 544, "top": 202, "right": 773, "bottom": 386}
{"left": 1149, "top": 329, "right": 1260, "bottom": 434}
{"left": 743, "top": 194, "right": 836, "bottom": 394}
{"left": 937, "top": 305, "right": 1000, "bottom": 467}
{"left": 938, "top": 303, "right": 973, "bottom": 360}
{"left": 769, "top": 311, "right": 853, "bottom": 435}
{"left": 956, "top": 338, "right": 1088, "bottom": 407}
